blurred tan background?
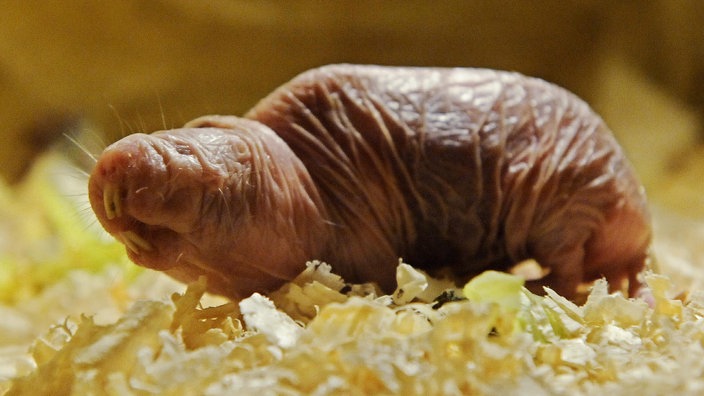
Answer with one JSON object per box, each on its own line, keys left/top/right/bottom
{"left": 1, "top": 1, "right": 703, "bottom": 198}
{"left": 1, "top": 1, "right": 704, "bottom": 286}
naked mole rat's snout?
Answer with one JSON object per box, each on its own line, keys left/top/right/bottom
{"left": 89, "top": 133, "right": 202, "bottom": 248}
{"left": 90, "top": 136, "right": 145, "bottom": 222}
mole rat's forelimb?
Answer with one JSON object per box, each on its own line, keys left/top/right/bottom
{"left": 89, "top": 64, "right": 652, "bottom": 301}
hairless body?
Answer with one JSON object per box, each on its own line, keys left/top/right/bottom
{"left": 88, "top": 65, "right": 651, "bottom": 300}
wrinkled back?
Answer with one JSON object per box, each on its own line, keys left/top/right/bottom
{"left": 245, "top": 64, "right": 648, "bottom": 286}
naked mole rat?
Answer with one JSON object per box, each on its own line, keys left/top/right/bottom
{"left": 88, "top": 65, "right": 651, "bottom": 300}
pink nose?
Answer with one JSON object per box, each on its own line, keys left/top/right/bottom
{"left": 91, "top": 135, "right": 160, "bottom": 219}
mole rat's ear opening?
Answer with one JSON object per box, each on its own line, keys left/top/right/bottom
{"left": 184, "top": 115, "right": 250, "bottom": 130}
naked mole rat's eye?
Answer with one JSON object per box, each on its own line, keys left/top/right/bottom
{"left": 233, "top": 141, "right": 249, "bottom": 157}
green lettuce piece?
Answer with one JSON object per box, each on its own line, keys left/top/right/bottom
{"left": 462, "top": 270, "right": 525, "bottom": 312}
{"left": 462, "top": 271, "right": 526, "bottom": 335}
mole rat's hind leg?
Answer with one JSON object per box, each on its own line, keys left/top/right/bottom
{"left": 583, "top": 250, "right": 650, "bottom": 297}
{"left": 524, "top": 245, "right": 585, "bottom": 300}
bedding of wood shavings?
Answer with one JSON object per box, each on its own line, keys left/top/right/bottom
{"left": 3, "top": 260, "right": 704, "bottom": 396}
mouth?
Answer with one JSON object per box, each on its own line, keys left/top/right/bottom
{"left": 92, "top": 179, "right": 185, "bottom": 271}
{"left": 100, "top": 180, "right": 153, "bottom": 254}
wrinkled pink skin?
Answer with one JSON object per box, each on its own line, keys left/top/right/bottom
{"left": 88, "top": 65, "right": 651, "bottom": 300}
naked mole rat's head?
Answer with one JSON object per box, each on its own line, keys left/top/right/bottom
{"left": 88, "top": 115, "right": 327, "bottom": 299}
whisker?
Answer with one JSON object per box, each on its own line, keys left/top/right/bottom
{"left": 63, "top": 133, "right": 98, "bottom": 164}
{"left": 84, "top": 217, "right": 99, "bottom": 230}
{"left": 52, "top": 166, "right": 91, "bottom": 180}
{"left": 64, "top": 192, "right": 90, "bottom": 198}
{"left": 218, "top": 187, "right": 235, "bottom": 233}
{"left": 81, "top": 124, "right": 109, "bottom": 150}
{"left": 154, "top": 90, "right": 168, "bottom": 130}
{"left": 71, "top": 168, "right": 90, "bottom": 178}
{"left": 109, "top": 104, "right": 133, "bottom": 137}
{"left": 77, "top": 208, "right": 97, "bottom": 220}
{"left": 76, "top": 211, "right": 101, "bottom": 234}
{"left": 136, "top": 111, "right": 148, "bottom": 133}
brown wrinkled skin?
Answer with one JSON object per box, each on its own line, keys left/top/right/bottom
{"left": 88, "top": 65, "right": 651, "bottom": 300}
